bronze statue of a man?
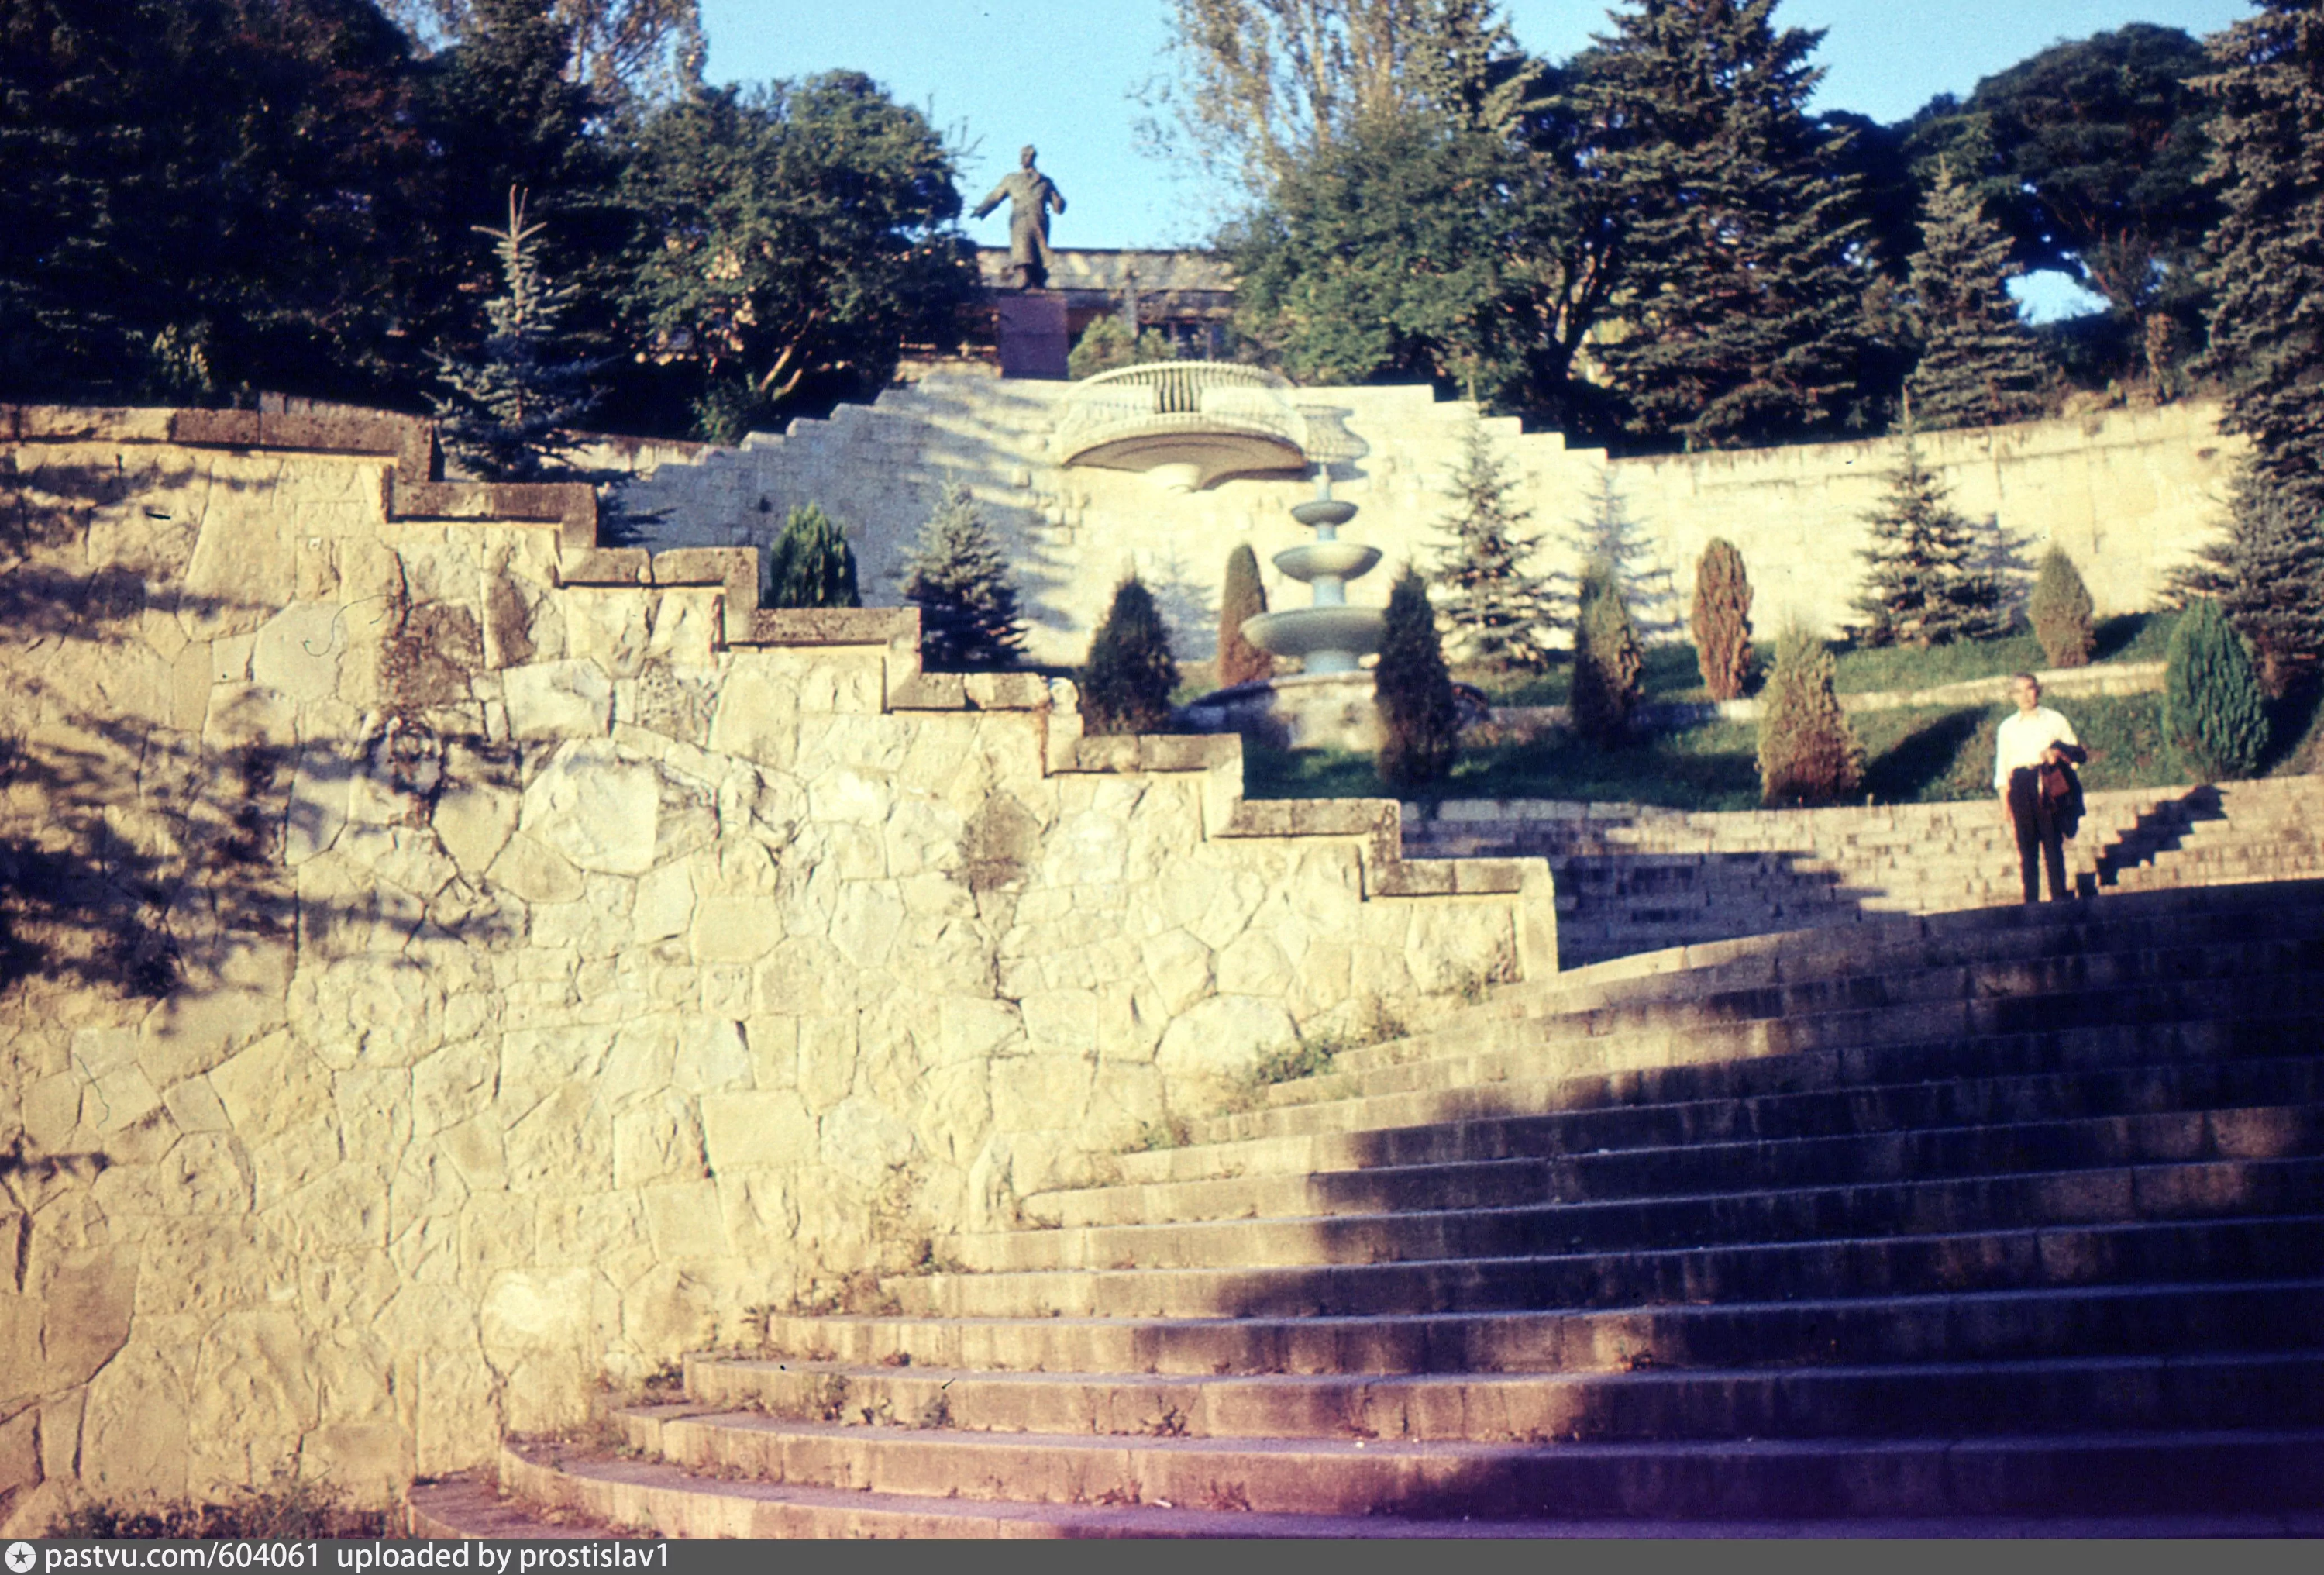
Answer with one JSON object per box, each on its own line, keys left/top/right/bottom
{"left": 973, "top": 146, "right": 1067, "bottom": 290}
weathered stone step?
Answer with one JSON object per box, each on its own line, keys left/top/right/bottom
{"left": 960, "top": 1155, "right": 2323, "bottom": 1275}
{"left": 670, "top": 1350, "right": 2324, "bottom": 1443}
{"left": 1041, "top": 1059, "right": 2324, "bottom": 1229}
{"left": 470, "top": 1440, "right": 2324, "bottom": 1536}
{"left": 1186, "top": 999, "right": 2324, "bottom": 1158}
{"left": 887, "top": 1215, "right": 2324, "bottom": 1320}
{"left": 1125, "top": 1015, "right": 2324, "bottom": 1187}
{"left": 592, "top": 1412, "right": 2324, "bottom": 1519}
{"left": 754, "top": 1278, "right": 2324, "bottom": 1377}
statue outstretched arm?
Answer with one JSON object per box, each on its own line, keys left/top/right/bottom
{"left": 971, "top": 183, "right": 1009, "bottom": 220}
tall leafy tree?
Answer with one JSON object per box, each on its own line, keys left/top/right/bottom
{"left": 1905, "top": 26, "right": 2218, "bottom": 343}
{"left": 618, "top": 74, "right": 978, "bottom": 432}
{"left": 1575, "top": 0, "right": 1868, "bottom": 450}
{"left": 384, "top": 0, "right": 702, "bottom": 105}
{"left": 2185, "top": 0, "right": 2324, "bottom": 694}
{"left": 1903, "top": 161, "right": 2051, "bottom": 431}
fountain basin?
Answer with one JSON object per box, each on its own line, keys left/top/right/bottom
{"left": 1272, "top": 542, "right": 1382, "bottom": 584}
{"left": 1241, "top": 607, "right": 1386, "bottom": 661}
{"left": 1289, "top": 498, "right": 1358, "bottom": 530}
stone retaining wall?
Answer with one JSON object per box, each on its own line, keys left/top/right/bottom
{"left": 0, "top": 407, "right": 1551, "bottom": 1526}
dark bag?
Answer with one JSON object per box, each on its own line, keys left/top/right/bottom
{"left": 2040, "top": 743, "right": 2088, "bottom": 838}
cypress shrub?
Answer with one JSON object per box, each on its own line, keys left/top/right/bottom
{"left": 1690, "top": 537, "right": 1754, "bottom": 701}
{"left": 1375, "top": 566, "right": 1460, "bottom": 790}
{"left": 1081, "top": 576, "right": 1179, "bottom": 736}
{"left": 1757, "top": 626, "right": 1866, "bottom": 807}
{"left": 763, "top": 504, "right": 860, "bottom": 609}
{"left": 1569, "top": 557, "right": 1643, "bottom": 744}
{"left": 2027, "top": 546, "right": 2096, "bottom": 669}
{"left": 1217, "top": 543, "right": 1272, "bottom": 688}
{"left": 2164, "top": 596, "right": 2270, "bottom": 781}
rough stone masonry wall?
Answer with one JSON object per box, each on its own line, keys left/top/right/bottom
{"left": 0, "top": 407, "right": 1551, "bottom": 1526}
{"left": 602, "top": 382, "right": 2243, "bottom": 664}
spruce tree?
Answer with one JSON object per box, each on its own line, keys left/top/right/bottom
{"left": 900, "top": 482, "right": 1026, "bottom": 670}
{"left": 1569, "top": 558, "right": 1644, "bottom": 745}
{"left": 1081, "top": 576, "right": 1179, "bottom": 736}
{"left": 2189, "top": 0, "right": 2324, "bottom": 691}
{"left": 2027, "top": 546, "right": 2097, "bottom": 668}
{"left": 1691, "top": 537, "right": 1755, "bottom": 701}
{"left": 1756, "top": 626, "right": 1865, "bottom": 807}
{"left": 1217, "top": 543, "right": 1273, "bottom": 689}
{"left": 430, "top": 190, "right": 603, "bottom": 481}
{"left": 1375, "top": 567, "right": 1461, "bottom": 790}
{"left": 1575, "top": 0, "right": 1869, "bottom": 449}
{"left": 1565, "top": 472, "right": 1679, "bottom": 641}
{"left": 763, "top": 504, "right": 860, "bottom": 609}
{"left": 1904, "top": 162, "right": 2052, "bottom": 432}
{"left": 2165, "top": 596, "right": 2271, "bottom": 780}
{"left": 1853, "top": 423, "right": 2009, "bottom": 646}
{"left": 1430, "top": 422, "right": 1557, "bottom": 671}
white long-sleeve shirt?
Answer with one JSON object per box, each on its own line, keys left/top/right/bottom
{"left": 1995, "top": 705, "right": 2081, "bottom": 791}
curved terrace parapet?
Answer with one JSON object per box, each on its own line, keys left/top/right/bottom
{"left": 1058, "top": 361, "right": 1311, "bottom": 490}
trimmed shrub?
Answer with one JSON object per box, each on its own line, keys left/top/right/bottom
{"left": 1217, "top": 543, "right": 1272, "bottom": 688}
{"left": 2027, "top": 546, "right": 2096, "bottom": 669}
{"left": 1569, "top": 557, "right": 1643, "bottom": 744}
{"left": 1690, "top": 537, "right": 1754, "bottom": 701}
{"left": 2164, "top": 596, "right": 2270, "bottom": 781}
{"left": 1080, "top": 576, "right": 1179, "bottom": 736}
{"left": 763, "top": 504, "right": 859, "bottom": 609}
{"left": 1757, "top": 626, "right": 1865, "bottom": 806}
{"left": 900, "top": 482, "right": 1026, "bottom": 670}
{"left": 1375, "top": 566, "right": 1460, "bottom": 790}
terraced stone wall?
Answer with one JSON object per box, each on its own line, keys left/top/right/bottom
{"left": 0, "top": 408, "right": 1551, "bottom": 1527}
{"left": 602, "top": 384, "right": 2242, "bottom": 664}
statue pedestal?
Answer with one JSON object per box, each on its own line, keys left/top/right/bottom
{"left": 996, "top": 291, "right": 1069, "bottom": 379}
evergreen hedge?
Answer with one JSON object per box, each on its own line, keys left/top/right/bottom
{"left": 1217, "top": 544, "right": 1272, "bottom": 688}
{"left": 2164, "top": 596, "right": 2269, "bottom": 780}
{"left": 1570, "top": 558, "right": 1643, "bottom": 744}
{"left": 1375, "top": 566, "right": 1460, "bottom": 790}
{"left": 1081, "top": 576, "right": 1179, "bottom": 736}
{"left": 2027, "top": 546, "right": 2096, "bottom": 668}
{"left": 1690, "top": 537, "right": 1754, "bottom": 701}
{"left": 1757, "top": 627, "right": 1865, "bottom": 806}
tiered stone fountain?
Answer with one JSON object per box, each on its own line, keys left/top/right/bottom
{"left": 1179, "top": 481, "right": 1393, "bottom": 750}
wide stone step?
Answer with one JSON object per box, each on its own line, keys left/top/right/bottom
{"left": 1041, "top": 1059, "right": 2324, "bottom": 1229}
{"left": 887, "top": 1215, "right": 2324, "bottom": 1320}
{"left": 670, "top": 1350, "right": 2324, "bottom": 1443}
{"left": 961, "top": 1155, "right": 2323, "bottom": 1275}
{"left": 583, "top": 1414, "right": 2324, "bottom": 1520}
{"left": 1127, "top": 1015, "right": 2324, "bottom": 1187}
{"left": 754, "top": 1278, "right": 2324, "bottom": 1378}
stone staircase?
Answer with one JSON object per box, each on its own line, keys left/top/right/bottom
{"left": 413, "top": 881, "right": 2324, "bottom": 1536}
{"left": 1405, "top": 777, "right": 2324, "bottom": 967}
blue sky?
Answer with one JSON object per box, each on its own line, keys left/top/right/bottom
{"left": 697, "top": 0, "right": 2253, "bottom": 314}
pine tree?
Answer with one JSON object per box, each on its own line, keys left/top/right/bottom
{"left": 900, "top": 482, "right": 1026, "bottom": 670}
{"left": 1756, "top": 626, "right": 1865, "bottom": 806}
{"left": 1081, "top": 576, "right": 1179, "bottom": 736}
{"left": 2189, "top": 0, "right": 2324, "bottom": 691}
{"left": 1569, "top": 558, "right": 1645, "bottom": 745}
{"left": 1430, "top": 422, "right": 1557, "bottom": 671}
{"left": 2165, "top": 596, "right": 2271, "bottom": 780}
{"left": 430, "top": 189, "right": 603, "bottom": 481}
{"left": 1216, "top": 543, "right": 1273, "bottom": 689}
{"left": 1565, "top": 471, "right": 1679, "bottom": 640}
{"left": 1691, "top": 537, "right": 1755, "bottom": 701}
{"left": 763, "top": 503, "right": 860, "bottom": 609}
{"left": 2027, "top": 546, "right": 2097, "bottom": 668}
{"left": 1575, "top": 0, "right": 1869, "bottom": 449}
{"left": 1375, "top": 566, "right": 1461, "bottom": 790}
{"left": 1853, "top": 422, "right": 2009, "bottom": 646}
{"left": 1904, "top": 161, "right": 2053, "bottom": 432}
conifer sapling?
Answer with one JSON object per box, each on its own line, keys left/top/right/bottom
{"left": 763, "top": 504, "right": 860, "bottom": 609}
{"left": 1569, "top": 558, "right": 1644, "bottom": 744}
{"left": 1375, "top": 566, "right": 1461, "bottom": 790}
{"left": 1757, "top": 626, "right": 1865, "bottom": 807}
{"left": 1691, "top": 537, "right": 1755, "bottom": 701}
{"left": 2027, "top": 546, "right": 2096, "bottom": 668}
{"left": 2164, "top": 596, "right": 2270, "bottom": 781}
{"left": 1217, "top": 543, "right": 1272, "bottom": 689}
{"left": 900, "top": 481, "right": 1026, "bottom": 670}
{"left": 1081, "top": 576, "right": 1179, "bottom": 736}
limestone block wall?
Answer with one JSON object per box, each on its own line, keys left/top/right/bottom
{"left": 0, "top": 406, "right": 1551, "bottom": 1525}
{"left": 608, "top": 381, "right": 2242, "bottom": 662}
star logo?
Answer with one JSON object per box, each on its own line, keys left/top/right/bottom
{"left": 5, "top": 1541, "right": 35, "bottom": 1573}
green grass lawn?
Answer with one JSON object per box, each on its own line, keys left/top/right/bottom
{"left": 1246, "top": 691, "right": 2199, "bottom": 809}
{"left": 1454, "top": 612, "right": 2182, "bottom": 708}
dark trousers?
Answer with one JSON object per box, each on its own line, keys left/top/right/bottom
{"left": 2008, "top": 768, "right": 2070, "bottom": 903}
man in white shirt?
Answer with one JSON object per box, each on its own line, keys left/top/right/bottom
{"left": 1995, "top": 673, "right": 2087, "bottom": 903}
